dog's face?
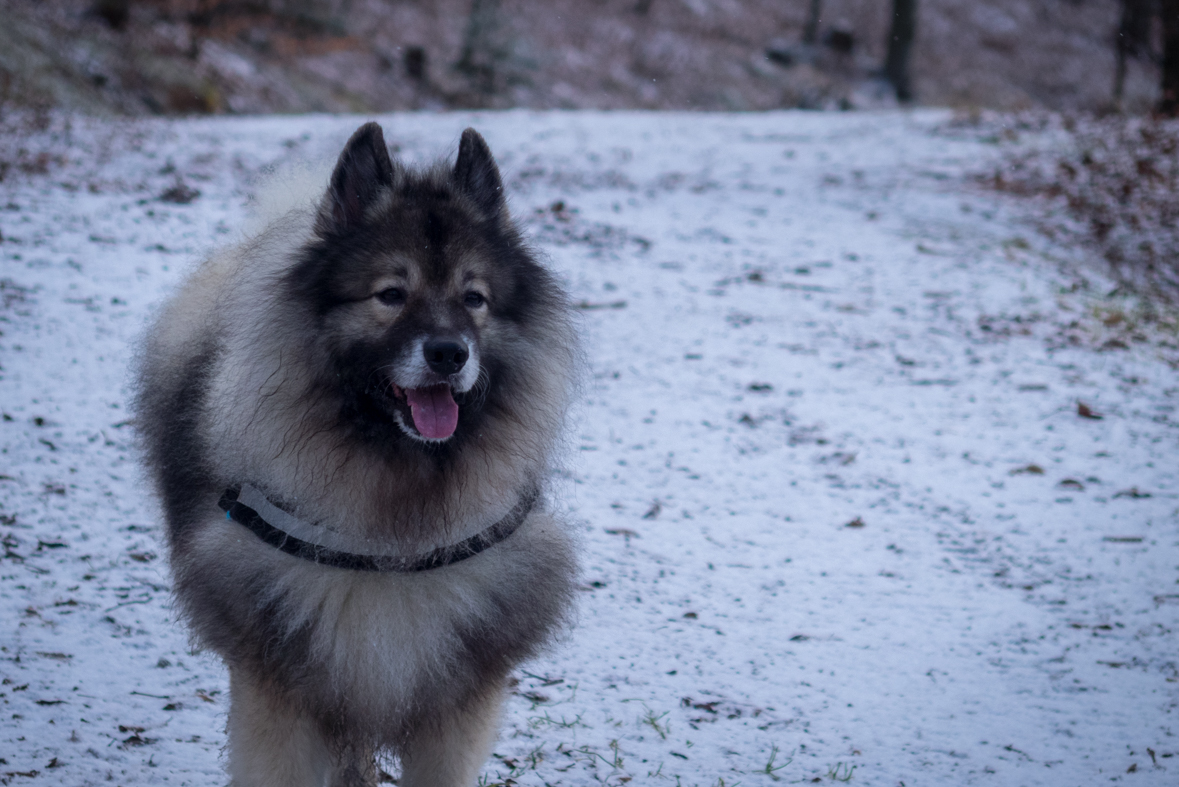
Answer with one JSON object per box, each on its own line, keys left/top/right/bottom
{"left": 350, "top": 253, "right": 489, "bottom": 442}
{"left": 286, "top": 123, "right": 556, "bottom": 449}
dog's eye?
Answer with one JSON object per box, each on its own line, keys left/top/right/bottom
{"left": 464, "top": 291, "right": 486, "bottom": 308}
{"left": 377, "top": 288, "right": 405, "bottom": 306}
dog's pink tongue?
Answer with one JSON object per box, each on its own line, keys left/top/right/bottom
{"left": 405, "top": 384, "right": 459, "bottom": 440}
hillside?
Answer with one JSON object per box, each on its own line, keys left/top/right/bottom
{"left": 0, "top": 0, "right": 1157, "bottom": 116}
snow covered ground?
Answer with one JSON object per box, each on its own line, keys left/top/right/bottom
{"left": 1, "top": 109, "right": 1176, "bottom": 786}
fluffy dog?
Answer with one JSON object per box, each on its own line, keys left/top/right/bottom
{"left": 135, "top": 122, "right": 578, "bottom": 787}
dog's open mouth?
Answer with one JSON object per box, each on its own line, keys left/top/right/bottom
{"left": 391, "top": 383, "right": 459, "bottom": 440}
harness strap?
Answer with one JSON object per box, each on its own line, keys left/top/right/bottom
{"left": 218, "top": 484, "right": 538, "bottom": 572}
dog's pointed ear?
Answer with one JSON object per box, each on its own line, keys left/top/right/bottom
{"left": 454, "top": 128, "right": 504, "bottom": 220}
{"left": 317, "top": 122, "right": 395, "bottom": 236}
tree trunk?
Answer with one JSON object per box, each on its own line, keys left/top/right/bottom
{"left": 803, "top": 0, "right": 822, "bottom": 46}
{"left": 884, "top": 0, "right": 917, "bottom": 103}
{"left": 1115, "top": 0, "right": 1153, "bottom": 106}
{"left": 1160, "top": 0, "right": 1179, "bottom": 115}
{"left": 456, "top": 0, "right": 502, "bottom": 95}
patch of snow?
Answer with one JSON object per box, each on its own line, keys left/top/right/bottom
{"left": 0, "top": 110, "right": 1175, "bottom": 786}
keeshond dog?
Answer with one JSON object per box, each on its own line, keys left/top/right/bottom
{"left": 134, "top": 122, "right": 578, "bottom": 787}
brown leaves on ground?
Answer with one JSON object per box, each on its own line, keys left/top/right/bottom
{"left": 984, "top": 114, "right": 1179, "bottom": 304}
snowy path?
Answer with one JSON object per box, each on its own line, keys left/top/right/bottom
{"left": 1, "top": 110, "right": 1176, "bottom": 786}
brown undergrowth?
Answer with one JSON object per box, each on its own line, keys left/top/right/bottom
{"left": 983, "top": 113, "right": 1179, "bottom": 305}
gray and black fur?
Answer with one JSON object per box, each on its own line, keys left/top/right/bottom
{"left": 135, "top": 123, "right": 579, "bottom": 787}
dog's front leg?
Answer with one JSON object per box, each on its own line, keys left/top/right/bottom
{"left": 399, "top": 684, "right": 507, "bottom": 787}
{"left": 226, "top": 667, "right": 333, "bottom": 787}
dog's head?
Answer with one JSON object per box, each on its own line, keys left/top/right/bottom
{"left": 284, "top": 122, "right": 568, "bottom": 451}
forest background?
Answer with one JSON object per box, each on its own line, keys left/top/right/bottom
{"left": 7, "top": 0, "right": 1179, "bottom": 302}
{"left": 0, "top": 0, "right": 1173, "bottom": 117}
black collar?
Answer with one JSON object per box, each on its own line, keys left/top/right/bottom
{"left": 218, "top": 484, "right": 538, "bottom": 572}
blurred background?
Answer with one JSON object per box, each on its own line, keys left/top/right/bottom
{"left": 5, "top": 1, "right": 1179, "bottom": 300}
{"left": 0, "top": 0, "right": 1169, "bottom": 117}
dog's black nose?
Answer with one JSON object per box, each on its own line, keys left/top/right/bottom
{"left": 423, "top": 337, "right": 469, "bottom": 376}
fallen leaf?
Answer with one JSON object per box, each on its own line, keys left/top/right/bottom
{"left": 1077, "top": 402, "right": 1103, "bottom": 419}
{"left": 121, "top": 733, "right": 155, "bottom": 747}
{"left": 159, "top": 181, "right": 199, "bottom": 204}
{"left": 574, "top": 300, "right": 627, "bottom": 310}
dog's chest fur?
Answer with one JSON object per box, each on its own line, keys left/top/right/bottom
{"left": 179, "top": 501, "right": 574, "bottom": 737}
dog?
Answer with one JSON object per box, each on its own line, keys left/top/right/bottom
{"left": 134, "top": 122, "right": 579, "bottom": 787}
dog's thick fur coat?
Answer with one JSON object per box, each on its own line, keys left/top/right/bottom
{"left": 135, "top": 123, "right": 578, "bottom": 787}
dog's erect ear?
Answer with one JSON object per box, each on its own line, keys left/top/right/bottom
{"left": 317, "top": 122, "right": 395, "bottom": 236}
{"left": 454, "top": 128, "right": 504, "bottom": 220}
